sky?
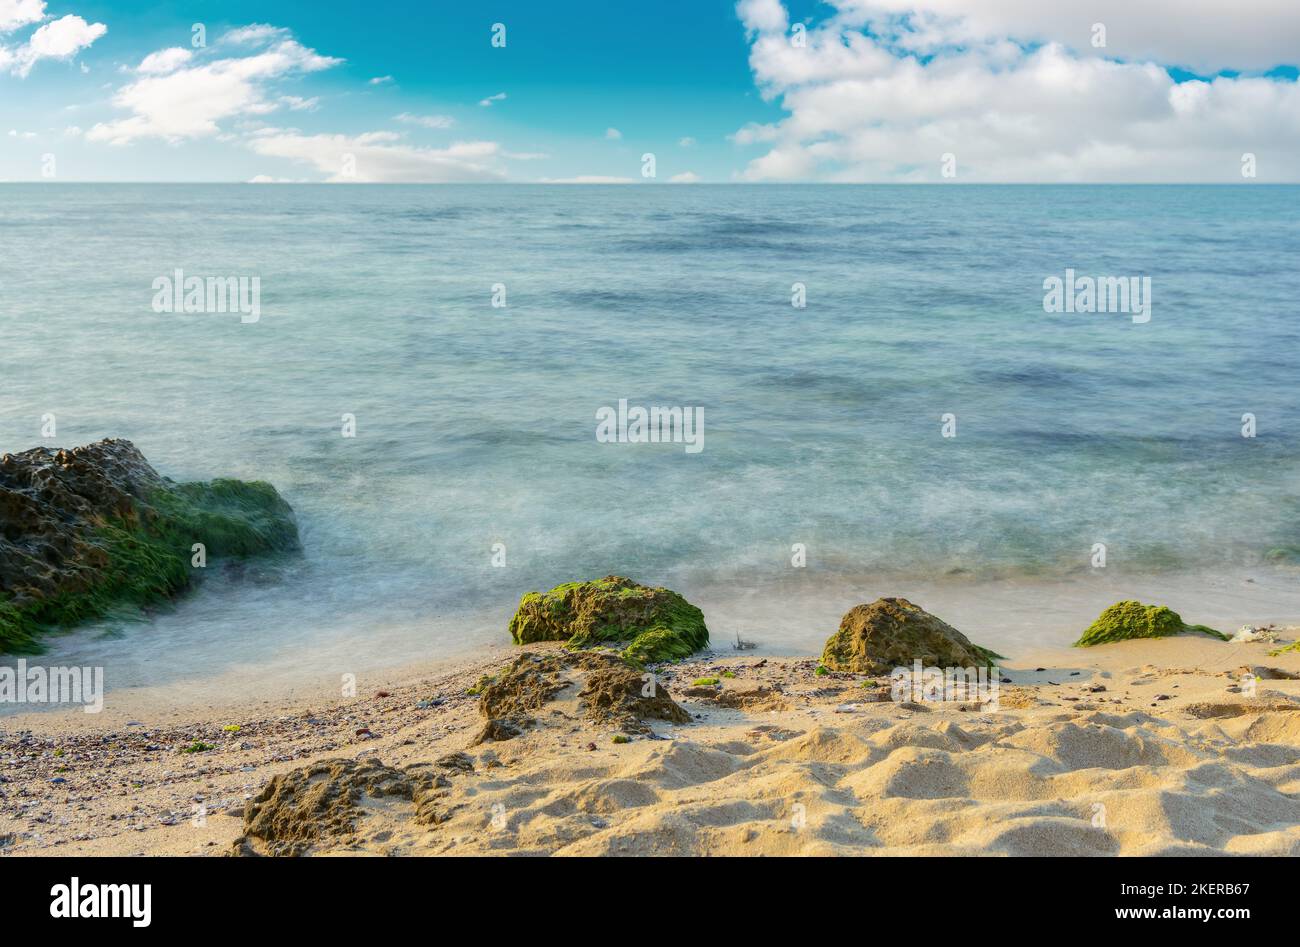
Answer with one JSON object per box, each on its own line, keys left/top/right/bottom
{"left": 1, "top": 0, "right": 1298, "bottom": 182}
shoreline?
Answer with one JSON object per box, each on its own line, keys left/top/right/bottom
{"left": 6, "top": 562, "right": 1299, "bottom": 718}
{"left": 3, "top": 631, "right": 1298, "bottom": 856}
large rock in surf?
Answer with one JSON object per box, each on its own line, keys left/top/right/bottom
{"left": 1073, "top": 600, "right": 1226, "bottom": 647}
{"left": 820, "top": 597, "right": 1002, "bottom": 674}
{"left": 507, "top": 575, "right": 708, "bottom": 664}
{"left": 0, "top": 438, "right": 299, "bottom": 653}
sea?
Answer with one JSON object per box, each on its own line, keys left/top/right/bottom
{"left": 2, "top": 184, "right": 1298, "bottom": 706}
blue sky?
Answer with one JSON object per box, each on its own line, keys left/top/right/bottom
{"left": 2, "top": 0, "right": 1298, "bottom": 182}
{"left": 0, "top": 0, "right": 792, "bottom": 182}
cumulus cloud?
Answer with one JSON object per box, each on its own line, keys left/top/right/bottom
{"left": 834, "top": 0, "right": 1300, "bottom": 74}
{"left": 734, "top": 0, "right": 1300, "bottom": 182}
{"left": 479, "top": 91, "right": 506, "bottom": 107}
{"left": 0, "top": 8, "right": 106, "bottom": 77}
{"left": 0, "top": 0, "right": 44, "bottom": 33}
{"left": 247, "top": 130, "right": 509, "bottom": 182}
{"left": 396, "top": 112, "right": 454, "bottom": 129}
{"left": 136, "top": 47, "right": 191, "bottom": 75}
{"left": 736, "top": 0, "right": 788, "bottom": 36}
{"left": 87, "top": 34, "right": 342, "bottom": 144}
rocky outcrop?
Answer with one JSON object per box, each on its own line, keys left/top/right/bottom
{"left": 230, "top": 757, "right": 449, "bottom": 857}
{"left": 0, "top": 438, "right": 299, "bottom": 652}
{"left": 475, "top": 650, "right": 691, "bottom": 743}
{"left": 1073, "top": 600, "right": 1226, "bottom": 647}
{"left": 576, "top": 654, "right": 692, "bottom": 732}
{"left": 507, "top": 575, "right": 709, "bottom": 664}
{"left": 820, "top": 598, "right": 1002, "bottom": 674}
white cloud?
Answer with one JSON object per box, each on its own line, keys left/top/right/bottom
{"left": 368, "top": 75, "right": 393, "bottom": 85}
{"left": 736, "top": 0, "right": 788, "bottom": 35}
{"left": 395, "top": 112, "right": 454, "bottom": 129}
{"left": 678, "top": 136, "right": 696, "bottom": 147}
{"left": 670, "top": 171, "right": 701, "bottom": 182}
{"left": 734, "top": 0, "right": 1300, "bottom": 182}
{"left": 1, "top": 12, "right": 105, "bottom": 77}
{"left": 604, "top": 127, "right": 622, "bottom": 140}
{"left": 87, "top": 36, "right": 342, "bottom": 144}
{"left": 0, "top": 0, "right": 44, "bottom": 33}
{"left": 479, "top": 91, "right": 506, "bottom": 107}
{"left": 223, "top": 24, "right": 288, "bottom": 46}
{"left": 833, "top": 0, "right": 1300, "bottom": 74}
{"left": 248, "top": 131, "right": 508, "bottom": 182}
{"left": 281, "top": 95, "right": 319, "bottom": 111}
{"left": 136, "top": 47, "right": 191, "bottom": 75}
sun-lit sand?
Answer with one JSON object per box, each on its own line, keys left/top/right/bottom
{"left": 4, "top": 631, "right": 1299, "bottom": 857}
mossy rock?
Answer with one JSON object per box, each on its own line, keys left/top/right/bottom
{"left": 1073, "top": 600, "right": 1227, "bottom": 647}
{"left": 0, "top": 439, "right": 299, "bottom": 653}
{"left": 820, "top": 597, "right": 1002, "bottom": 674}
{"left": 507, "top": 575, "right": 708, "bottom": 664}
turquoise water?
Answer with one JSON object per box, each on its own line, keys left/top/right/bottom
{"left": 2, "top": 184, "right": 1298, "bottom": 695}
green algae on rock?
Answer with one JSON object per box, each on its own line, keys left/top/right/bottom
{"left": 0, "top": 438, "right": 299, "bottom": 653}
{"left": 1073, "top": 600, "right": 1228, "bottom": 648}
{"left": 820, "top": 597, "right": 1003, "bottom": 674}
{"left": 507, "top": 575, "right": 708, "bottom": 664}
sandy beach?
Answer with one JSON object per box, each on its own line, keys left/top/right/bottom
{"left": 4, "top": 630, "right": 1299, "bottom": 857}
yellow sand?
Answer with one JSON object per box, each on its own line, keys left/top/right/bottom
{"left": 3, "top": 635, "right": 1299, "bottom": 856}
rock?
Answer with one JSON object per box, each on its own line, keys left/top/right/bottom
{"left": 1230, "top": 625, "right": 1279, "bottom": 644}
{"left": 576, "top": 655, "right": 691, "bottom": 733}
{"left": 472, "top": 653, "right": 567, "bottom": 743}
{"left": 506, "top": 575, "right": 708, "bottom": 664}
{"left": 1238, "top": 665, "right": 1300, "bottom": 681}
{"left": 473, "top": 650, "right": 690, "bottom": 741}
{"left": 434, "top": 752, "right": 474, "bottom": 773}
{"left": 0, "top": 438, "right": 299, "bottom": 653}
{"left": 229, "top": 757, "right": 444, "bottom": 856}
{"left": 471, "top": 718, "right": 526, "bottom": 745}
{"left": 819, "top": 598, "right": 1003, "bottom": 674}
{"left": 1073, "top": 601, "right": 1227, "bottom": 648}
